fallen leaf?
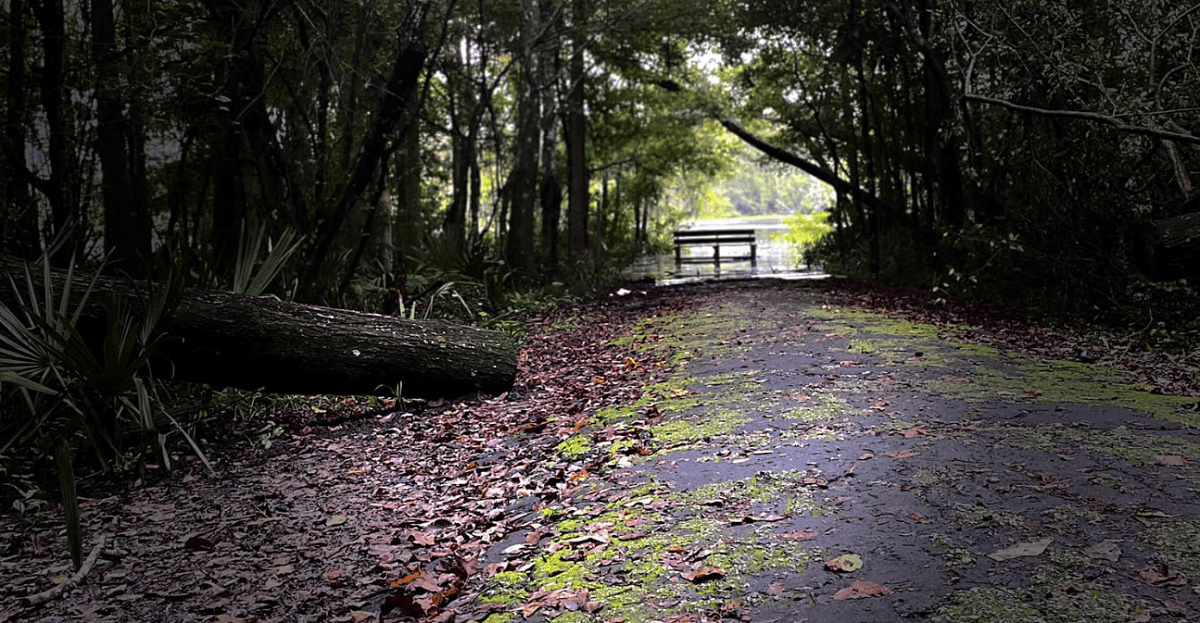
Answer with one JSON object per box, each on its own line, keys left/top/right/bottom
{"left": 824, "top": 553, "right": 863, "bottom": 573}
{"left": 1133, "top": 509, "right": 1172, "bottom": 527}
{"left": 1138, "top": 565, "right": 1189, "bottom": 587}
{"left": 986, "top": 538, "right": 1052, "bottom": 561}
{"left": 1156, "top": 454, "right": 1189, "bottom": 467}
{"left": 567, "top": 534, "right": 609, "bottom": 547}
{"left": 391, "top": 571, "right": 422, "bottom": 588}
{"left": 1082, "top": 540, "right": 1121, "bottom": 563}
{"left": 680, "top": 565, "right": 725, "bottom": 583}
{"left": 899, "top": 426, "right": 927, "bottom": 438}
{"left": 349, "top": 612, "right": 375, "bottom": 622}
{"left": 409, "top": 575, "right": 444, "bottom": 593}
{"left": 832, "top": 580, "right": 892, "bottom": 600}
{"left": 1160, "top": 598, "right": 1189, "bottom": 615}
{"left": 885, "top": 449, "right": 919, "bottom": 459}
{"left": 183, "top": 535, "right": 215, "bottom": 551}
{"left": 780, "top": 529, "right": 820, "bottom": 540}
{"left": 325, "top": 514, "right": 347, "bottom": 527}
{"left": 729, "top": 513, "right": 786, "bottom": 525}
{"left": 409, "top": 530, "right": 436, "bottom": 546}
{"left": 767, "top": 582, "right": 786, "bottom": 596}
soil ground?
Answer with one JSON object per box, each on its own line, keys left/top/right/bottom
{"left": 2, "top": 279, "right": 1199, "bottom": 623}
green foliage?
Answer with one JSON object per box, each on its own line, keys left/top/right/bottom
{"left": 773, "top": 211, "right": 832, "bottom": 267}
{"left": 231, "top": 223, "right": 304, "bottom": 298}
{"left": 0, "top": 257, "right": 204, "bottom": 568}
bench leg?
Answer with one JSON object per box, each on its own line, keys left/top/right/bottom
{"left": 713, "top": 245, "right": 721, "bottom": 275}
{"left": 751, "top": 243, "right": 757, "bottom": 272}
{"left": 675, "top": 245, "right": 682, "bottom": 272}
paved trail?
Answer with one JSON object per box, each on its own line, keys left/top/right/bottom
{"left": 475, "top": 281, "right": 1200, "bottom": 623}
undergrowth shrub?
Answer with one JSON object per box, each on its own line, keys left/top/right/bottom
{"left": 0, "top": 257, "right": 202, "bottom": 568}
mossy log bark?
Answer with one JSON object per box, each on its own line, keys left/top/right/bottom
{"left": 1133, "top": 211, "right": 1200, "bottom": 281}
{"left": 0, "top": 256, "right": 518, "bottom": 398}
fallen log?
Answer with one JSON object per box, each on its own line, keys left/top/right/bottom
{"left": 1132, "top": 210, "right": 1200, "bottom": 282}
{"left": 0, "top": 256, "right": 518, "bottom": 398}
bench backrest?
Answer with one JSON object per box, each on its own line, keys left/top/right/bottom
{"left": 674, "top": 229, "right": 756, "bottom": 244}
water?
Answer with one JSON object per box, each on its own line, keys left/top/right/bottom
{"left": 624, "top": 218, "right": 828, "bottom": 284}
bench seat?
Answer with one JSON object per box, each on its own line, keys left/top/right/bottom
{"left": 674, "top": 228, "right": 757, "bottom": 273}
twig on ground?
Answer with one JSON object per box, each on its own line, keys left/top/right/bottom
{"left": 21, "top": 534, "right": 108, "bottom": 607}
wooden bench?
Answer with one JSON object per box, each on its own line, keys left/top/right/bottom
{"left": 674, "top": 228, "right": 757, "bottom": 273}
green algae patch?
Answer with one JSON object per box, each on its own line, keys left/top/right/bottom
{"left": 923, "top": 358, "right": 1199, "bottom": 426}
{"left": 491, "top": 469, "right": 826, "bottom": 623}
{"left": 478, "top": 571, "right": 533, "bottom": 608}
{"left": 651, "top": 408, "right": 750, "bottom": 448}
{"left": 947, "top": 504, "right": 1027, "bottom": 530}
{"left": 531, "top": 549, "right": 600, "bottom": 590}
{"left": 930, "top": 541, "right": 1153, "bottom": 623}
{"left": 593, "top": 404, "right": 640, "bottom": 426}
{"left": 556, "top": 434, "right": 593, "bottom": 460}
{"left": 810, "top": 303, "right": 1197, "bottom": 426}
{"left": 929, "top": 585, "right": 1149, "bottom": 623}
{"left": 995, "top": 424, "right": 1200, "bottom": 483}
{"left": 706, "top": 538, "right": 815, "bottom": 576}
{"left": 610, "top": 301, "right": 772, "bottom": 366}
{"left": 1044, "top": 505, "right": 1105, "bottom": 526}
{"left": 780, "top": 391, "right": 853, "bottom": 423}
{"left": 593, "top": 372, "right": 770, "bottom": 430}
{"left": 1138, "top": 517, "right": 1200, "bottom": 578}
{"left": 929, "top": 534, "right": 978, "bottom": 571}
{"left": 679, "top": 471, "right": 825, "bottom": 519}
{"left": 809, "top": 306, "right": 988, "bottom": 366}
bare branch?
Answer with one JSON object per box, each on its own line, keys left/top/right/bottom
{"left": 962, "top": 94, "right": 1200, "bottom": 145}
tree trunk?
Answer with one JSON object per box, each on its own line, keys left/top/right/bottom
{"left": 539, "top": 31, "right": 562, "bottom": 270}
{"left": 1133, "top": 211, "right": 1200, "bottom": 282}
{"left": 3, "top": 0, "right": 36, "bottom": 257}
{"left": 393, "top": 97, "right": 423, "bottom": 271}
{"left": 506, "top": 0, "right": 541, "bottom": 278}
{"left": 446, "top": 85, "right": 468, "bottom": 246}
{"left": 93, "top": 0, "right": 139, "bottom": 271}
{"left": 33, "top": 0, "right": 76, "bottom": 261}
{"left": 565, "top": 0, "right": 589, "bottom": 258}
{"left": 0, "top": 256, "right": 518, "bottom": 398}
{"left": 303, "top": 9, "right": 429, "bottom": 296}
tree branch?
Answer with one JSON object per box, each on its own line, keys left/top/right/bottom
{"left": 652, "top": 79, "right": 901, "bottom": 215}
{"left": 22, "top": 535, "right": 107, "bottom": 607}
{"left": 963, "top": 94, "right": 1200, "bottom": 145}
{"left": 713, "top": 117, "right": 901, "bottom": 215}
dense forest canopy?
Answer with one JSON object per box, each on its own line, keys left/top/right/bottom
{"left": 1, "top": 0, "right": 1197, "bottom": 315}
